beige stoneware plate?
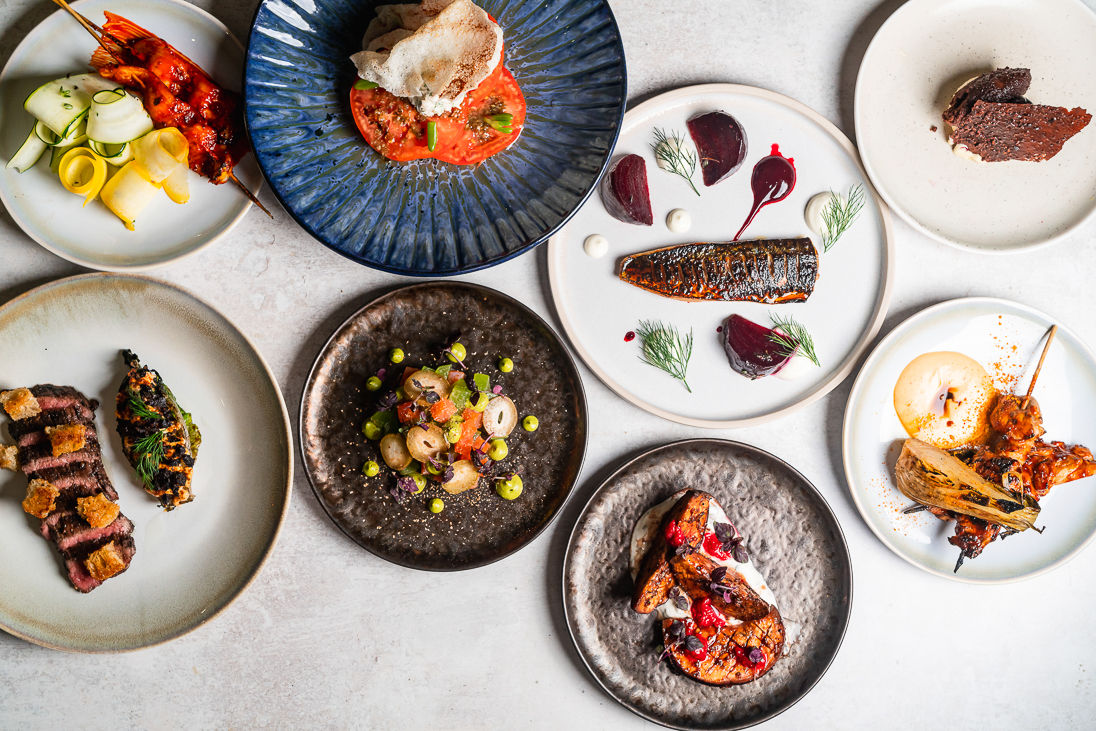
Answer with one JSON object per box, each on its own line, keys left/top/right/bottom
{"left": 0, "top": 274, "right": 291, "bottom": 651}
{"left": 549, "top": 84, "right": 893, "bottom": 428}
{"left": 854, "top": 0, "right": 1096, "bottom": 252}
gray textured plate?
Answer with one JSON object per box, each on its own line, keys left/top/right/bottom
{"left": 563, "top": 439, "right": 851, "bottom": 729}
{"left": 300, "top": 282, "right": 587, "bottom": 570}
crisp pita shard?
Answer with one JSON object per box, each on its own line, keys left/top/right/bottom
{"left": 351, "top": 0, "right": 503, "bottom": 117}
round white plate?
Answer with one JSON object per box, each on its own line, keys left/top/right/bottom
{"left": 0, "top": 0, "right": 262, "bottom": 270}
{"left": 854, "top": 0, "right": 1096, "bottom": 253}
{"left": 0, "top": 274, "right": 291, "bottom": 651}
{"left": 842, "top": 297, "right": 1096, "bottom": 583}
{"left": 548, "top": 84, "right": 893, "bottom": 428}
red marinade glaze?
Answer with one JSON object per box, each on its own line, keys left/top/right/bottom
{"left": 733, "top": 144, "right": 796, "bottom": 240}
{"left": 703, "top": 531, "right": 729, "bottom": 560}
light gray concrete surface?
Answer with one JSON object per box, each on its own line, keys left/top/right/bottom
{"left": 2, "top": 0, "right": 1096, "bottom": 728}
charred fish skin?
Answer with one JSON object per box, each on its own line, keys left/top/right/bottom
{"left": 617, "top": 239, "right": 818, "bottom": 303}
{"left": 115, "top": 350, "right": 201, "bottom": 510}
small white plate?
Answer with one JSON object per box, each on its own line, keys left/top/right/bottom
{"left": 0, "top": 274, "right": 291, "bottom": 651}
{"left": 0, "top": 0, "right": 262, "bottom": 270}
{"left": 548, "top": 84, "right": 893, "bottom": 428}
{"left": 842, "top": 297, "right": 1096, "bottom": 583}
{"left": 854, "top": 0, "right": 1096, "bottom": 253}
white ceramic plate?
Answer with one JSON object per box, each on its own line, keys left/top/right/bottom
{"left": 0, "top": 274, "right": 291, "bottom": 651}
{"left": 854, "top": 0, "right": 1096, "bottom": 253}
{"left": 0, "top": 0, "right": 262, "bottom": 270}
{"left": 842, "top": 297, "right": 1096, "bottom": 583}
{"left": 548, "top": 84, "right": 893, "bottom": 428}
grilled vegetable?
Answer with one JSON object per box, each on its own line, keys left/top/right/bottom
{"left": 618, "top": 239, "right": 818, "bottom": 303}
{"left": 115, "top": 350, "right": 200, "bottom": 510}
{"left": 895, "top": 438, "right": 1040, "bottom": 531}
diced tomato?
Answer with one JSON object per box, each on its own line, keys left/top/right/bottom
{"left": 446, "top": 370, "right": 464, "bottom": 384}
{"left": 396, "top": 401, "right": 419, "bottom": 424}
{"left": 461, "top": 408, "right": 482, "bottom": 431}
{"left": 472, "top": 437, "right": 486, "bottom": 452}
{"left": 703, "top": 532, "right": 730, "bottom": 560}
{"left": 430, "top": 397, "right": 457, "bottom": 423}
{"left": 691, "top": 598, "right": 725, "bottom": 629}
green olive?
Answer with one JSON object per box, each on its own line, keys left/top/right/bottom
{"left": 522, "top": 415, "right": 539, "bottom": 432}
{"left": 410, "top": 473, "right": 427, "bottom": 494}
{"left": 424, "top": 460, "right": 443, "bottom": 475}
{"left": 498, "top": 357, "right": 514, "bottom": 373}
{"left": 429, "top": 498, "right": 444, "bottom": 513}
{"left": 487, "top": 438, "right": 508, "bottom": 461}
{"left": 362, "top": 460, "right": 380, "bottom": 477}
{"left": 366, "top": 376, "right": 383, "bottom": 391}
{"left": 496, "top": 474, "right": 523, "bottom": 500}
{"left": 448, "top": 342, "right": 467, "bottom": 363}
{"left": 389, "top": 348, "right": 405, "bottom": 364}
{"left": 445, "top": 424, "right": 463, "bottom": 444}
{"left": 362, "top": 421, "right": 382, "bottom": 440}
{"left": 472, "top": 392, "right": 490, "bottom": 412}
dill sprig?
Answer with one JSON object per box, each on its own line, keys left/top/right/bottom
{"left": 768, "top": 314, "right": 820, "bottom": 367}
{"left": 132, "top": 430, "right": 165, "bottom": 489}
{"left": 125, "top": 388, "right": 160, "bottom": 421}
{"left": 820, "top": 184, "right": 865, "bottom": 252}
{"left": 652, "top": 128, "right": 700, "bottom": 196}
{"left": 636, "top": 320, "right": 694, "bottom": 392}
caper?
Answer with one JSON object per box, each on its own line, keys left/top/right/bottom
{"left": 362, "top": 460, "right": 380, "bottom": 477}
{"left": 498, "top": 357, "right": 514, "bottom": 373}
{"left": 496, "top": 474, "right": 523, "bottom": 500}
{"left": 410, "top": 473, "right": 427, "bottom": 494}
{"left": 448, "top": 342, "right": 467, "bottom": 363}
{"left": 487, "top": 438, "right": 508, "bottom": 461}
{"left": 389, "top": 348, "right": 405, "bottom": 364}
{"left": 366, "top": 376, "right": 382, "bottom": 391}
{"left": 429, "top": 498, "right": 444, "bottom": 513}
{"left": 362, "top": 421, "right": 382, "bottom": 440}
{"left": 522, "top": 415, "right": 539, "bottom": 432}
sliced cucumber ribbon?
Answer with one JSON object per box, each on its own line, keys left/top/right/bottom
{"left": 87, "top": 88, "right": 154, "bottom": 144}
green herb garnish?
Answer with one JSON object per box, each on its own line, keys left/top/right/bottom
{"left": 820, "top": 184, "right": 865, "bottom": 252}
{"left": 427, "top": 120, "right": 438, "bottom": 151}
{"left": 132, "top": 430, "right": 165, "bottom": 489}
{"left": 767, "top": 314, "right": 820, "bottom": 367}
{"left": 59, "top": 88, "right": 71, "bottom": 98}
{"left": 485, "top": 114, "right": 514, "bottom": 134}
{"left": 125, "top": 388, "right": 160, "bottom": 420}
{"left": 652, "top": 128, "right": 699, "bottom": 196}
{"left": 353, "top": 79, "right": 379, "bottom": 91}
{"left": 636, "top": 320, "right": 694, "bottom": 392}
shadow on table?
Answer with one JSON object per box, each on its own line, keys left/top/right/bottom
{"left": 837, "top": 0, "right": 908, "bottom": 138}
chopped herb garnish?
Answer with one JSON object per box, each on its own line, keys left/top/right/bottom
{"left": 426, "top": 120, "right": 438, "bottom": 151}
{"left": 125, "top": 389, "right": 160, "bottom": 420}
{"left": 132, "top": 430, "right": 165, "bottom": 489}
{"left": 652, "top": 128, "right": 700, "bottom": 196}
{"left": 485, "top": 113, "right": 514, "bottom": 134}
{"left": 635, "top": 320, "right": 694, "bottom": 392}
{"left": 820, "top": 184, "right": 865, "bottom": 252}
{"left": 59, "top": 88, "right": 71, "bottom": 98}
{"left": 767, "top": 314, "right": 820, "bottom": 367}
{"left": 353, "top": 79, "right": 379, "bottom": 91}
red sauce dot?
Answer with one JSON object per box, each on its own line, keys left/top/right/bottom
{"left": 624, "top": 331, "right": 636, "bottom": 342}
{"left": 716, "top": 326, "right": 723, "bottom": 333}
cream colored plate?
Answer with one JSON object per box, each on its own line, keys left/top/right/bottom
{"left": 0, "top": 274, "right": 291, "bottom": 651}
{"left": 854, "top": 0, "right": 1096, "bottom": 252}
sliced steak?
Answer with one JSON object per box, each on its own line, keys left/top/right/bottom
{"left": 63, "top": 535, "right": 136, "bottom": 594}
{"left": 43, "top": 510, "right": 134, "bottom": 555}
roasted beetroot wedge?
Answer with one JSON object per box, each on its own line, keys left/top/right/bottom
{"left": 600, "top": 154, "right": 653, "bottom": 225}
{"left": 687, "top": 111, "right": 748, "bottom": 186}
{"left": 722, "top": 314, "right": 790, "bottom": 379}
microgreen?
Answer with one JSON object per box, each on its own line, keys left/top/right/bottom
{"left": 652, "top": 128, "right": 700, "bottom": 196}
{"left": 767, "top": 314, "right": 820, "bottom": 367}
{"left": 820, "top": 184, "right": 865, "bottom": 252}
{"left": 670, "top": 587, "right": 689, "bottom": 612}
{"left": 635, "top": 320, "right": 694, "bottom": 392}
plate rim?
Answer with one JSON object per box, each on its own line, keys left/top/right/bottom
{"left": 840, "top": 295, "right": 1096, "bottom": 583}
{"left": 242, "top": 0, "right": 628, "bottom": 277}
{"left": 298, "top": 280, "right": 589, "bottom": 571}
{"left": 0, "top": 0, "right": 258, "bottom": 272}
{"left": 852, "top": 0, "right": 1096, "bottom": 254}
{"left": 547, "top": 82, "right": 895, "bottom": 428}
{"left": 0, "top": 271, "right": 294, "bottom": 652}
{"left": 561, "top": 437, "right": 853, "bottom": 730}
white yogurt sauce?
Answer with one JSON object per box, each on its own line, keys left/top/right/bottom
{"left": 804, "top": 192, "right": 835, "bottom": 237}
{"left": 772, "top": 353, "right": 814, "bottom": 381}
{"left": 666, "top": 208, "right": 692, "bottom": 233}
{"left": 583, "top": 234, "right": 608, "bottom": 258}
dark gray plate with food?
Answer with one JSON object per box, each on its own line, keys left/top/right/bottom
{"left": 301, "top": 282, "right": 587, "bottom": 570}
{"left": 563, "top": 439, "right": 851, "bottom": 729}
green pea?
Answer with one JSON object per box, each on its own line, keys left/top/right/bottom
{"left": 498, "top": 357, "right": 514, "bottom": 373}
{"left": 424, "top": 460, "right": 442, "bottom": 476}
{"left": 427, "top": 120, "right": 438, "bottom": 151}
{"left": 445, "top": 424, "right": 463, "bottom": 444}
{"left": 389, "top": 348, "right": 405, "bottom": 364}
{"left": 410, "top": 473, "right": 427, "bottom": 494}
{"left": 496, "top": 474, "right": 523, "bottom": 500}
{"left": 447, "top": 342, "right": 467, "bottom": 363}
{"left": 429, "top": 498, "right": 444, "bottom": 513}
{"left": 362, "top": 460, "right": 380, "bottom": 477}
{"left": 522, "top": 415, "right": 539, "bottom": 432}
{"left": 366, "top": 376, "right": 382, "bottom": 391}
{"left": 471, "top": 392, "right": 490, "bottom": 412}
{"left": 362, "top": 421, "right": 382, "bottom": 440}
{"left": 487, "top": 438, "right": 508, "bottom": 461}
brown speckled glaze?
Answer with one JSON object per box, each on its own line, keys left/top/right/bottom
{"left": 301, "top": 282, "right": 587, "bottom": 570}
{"left": 563, "top": 439, "right": 851, "bottom": 729}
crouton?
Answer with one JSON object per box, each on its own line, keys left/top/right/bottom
{"left": 0, "top": 444, "right": 18, "bottom": 471}
{"left": 0, "top": 388, "right": 41, "bottom": 420}
{"left": 76, "top": 494, "right": 120, "bottom": 529}
{"left": 22, "top": 479, "right": 59, "bottom": 519}
{"left": 85, "top": 541, "right": 126, "bottom": 581}
{"left": 44, "top": 424, "right": 87, "bottom": 457}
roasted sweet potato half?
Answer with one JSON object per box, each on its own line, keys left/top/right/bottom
{"left": 631, "top": 490, "right": 711, "bottom": 613}
{"left": 670, "top": 551, "right": 770, "bottom": 622}
{"left": 662, "top": 609, "right": 785, "bottom": 685}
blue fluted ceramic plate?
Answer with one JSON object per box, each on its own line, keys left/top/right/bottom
{"left": 244, "top": 0, "right": 627, "bottom": 275}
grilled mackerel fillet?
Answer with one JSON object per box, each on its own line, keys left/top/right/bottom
{"left": 618, "top": 239, "right": 818, "bottom": 303}
{"left": 115, "top": 350, "right": 201, "bottom": 510}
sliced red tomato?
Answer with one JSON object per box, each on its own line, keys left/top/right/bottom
{"left": 430, "top": 397, "right": 457, "bottom": 423}
{"left": 396, "top": 401, "right": 419, "bottom": 424}
{"left": 349, "top": 63, "right": 526, "bottom": 165}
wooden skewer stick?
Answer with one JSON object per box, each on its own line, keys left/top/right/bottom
{"left": 1021, "top": 325, "right": 1057, "bottom": 409}
{"left": 229, "top": 172, "right": 274, "bottom": 218}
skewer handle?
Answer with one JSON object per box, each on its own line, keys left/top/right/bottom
{"left": 1021, "top": 324, "right": 1057, "bottom": 409}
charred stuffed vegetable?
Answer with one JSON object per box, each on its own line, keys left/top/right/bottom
{"left": 115, "top": 350, "right": 201, "bottom": 509}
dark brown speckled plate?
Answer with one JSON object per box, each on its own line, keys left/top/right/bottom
{"left": 563, "top": 439, "right": 852, "bottom": 729}
{"left": 301, "top": 282, "right": 587, "bottom": 570}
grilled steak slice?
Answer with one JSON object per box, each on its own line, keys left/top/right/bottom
{"left": 116, "top": 350, "right": 201, "bottom": 510}
{"left": 24, "top": 462, "right": 117, "bottom": 501}
{"left": 632, "top": 490, "right": 711, "bottom": 613}
{"left": 618, "top": 239, "right": 818, "bottom": 303}
{"left": 42, "top": 510, "right": 134, "bottom": 555}
{"left": 63, "top": 535, "right": 136, "bottom": 594}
